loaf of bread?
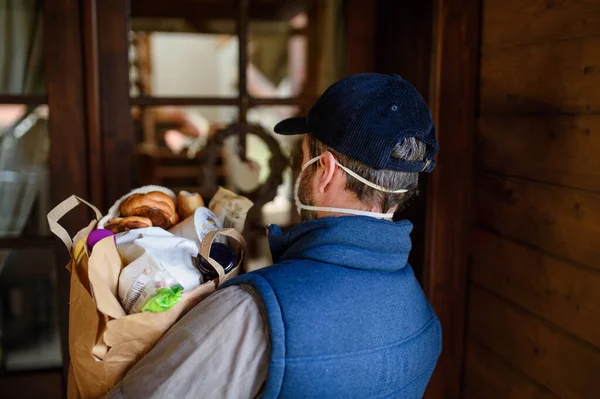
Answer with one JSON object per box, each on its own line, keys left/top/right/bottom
{"left": 177, "top": 191, "right": 204, "bottom": 220}
{"left": 105, "top": 216, "right": 153, "bottom": 233}
{"left": 120, "top": 191, "right": 179, "bottom": 229}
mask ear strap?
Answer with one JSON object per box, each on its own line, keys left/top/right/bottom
{"left": 335, "top": 161, "right": 408, "bottom": 193}
{"left": 305, "top": 155, "right": 408, "bottom": 194}
{"left": 301, "top": 155, "right": 322, "bottom": 171}
{"left": 298, "top": 204, "right": 395, "bottom": 219}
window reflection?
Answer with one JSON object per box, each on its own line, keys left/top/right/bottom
{"left": 0, "top": 104, "right": 50, "bottom": 238}
{"left": 0, "top": 248, "right": 61, "bottom": 371}
{"left": 0, "top": 0, "right": 45, "bottom": 94}
{"left": 129, "top": 31, "right": 239, "bottom": 97}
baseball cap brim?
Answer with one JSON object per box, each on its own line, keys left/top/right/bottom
{"left": 273, "top": 116, "right": 310, "bottom": 135}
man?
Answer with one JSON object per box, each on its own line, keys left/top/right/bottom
{"left": 109, "top": 73, "right": 442, "bottom": 399}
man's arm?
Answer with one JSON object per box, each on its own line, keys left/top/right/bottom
{"left": 108, "top": 284, "right": 270, "bottom": 399}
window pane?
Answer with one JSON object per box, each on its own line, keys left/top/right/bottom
{"left": 248, "top": 3, "right": 309, "bottom": 98}
{"left": 0, "top": 104, "right": 50, "bottom": 238}
{"left": 132, "top": 105, "right": 237, "bottom": 193}
{"left": 0, "top": 0, "right": 46, "bottom": 95}
{"left": 0, "top": 248, "right": 61, "bottom": 371}
{"left": 129, "top": 0, "right": 239, "bottom": 98}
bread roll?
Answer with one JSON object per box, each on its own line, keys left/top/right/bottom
{"left": 120, "top": 191, "right": 179, "bottom": 229}
{"left": 105, "top": 216, "right": 153, "bottom": 233}
{"left": 177, "top": 191, "right": 204, "bottom": 220}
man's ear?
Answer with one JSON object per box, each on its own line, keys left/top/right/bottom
{"left": 317, "top": 151, "right": 337, "bottom": 193}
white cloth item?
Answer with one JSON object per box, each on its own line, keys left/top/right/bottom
{"left": 115, "top": 227, "right": 199, "bottom": 264}
{"left": 107, "top": 285, "right": 269, "bottom": 399}
{"left": 114, "top": 227, "right": 203, "bottom": 311}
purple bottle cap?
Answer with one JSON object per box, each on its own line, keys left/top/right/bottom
{"left": 87, "top": 229, "right": 116, "bottom": 250}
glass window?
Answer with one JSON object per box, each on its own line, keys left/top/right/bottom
{"left": 248, "top": 7, "right": 309, "bottom": 98}
{"left": 0, "top": 0, "right": 45, "bottom": 95}
{"left": 132, "top": 105, "right": 237, "bottom": 193}
{"left": 0, "top": 104, "right": 50, "bottom": 238}
{"left": 129, "top": 10, "right": 239, "bottom": 97}
{"left": 0, "top": 248, "right": 61, "bottom": 371}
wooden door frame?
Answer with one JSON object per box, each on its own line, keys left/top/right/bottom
{"left": 44, "top": 0, "right": 480, "bottom": 395}
{"left": 423, "top": 0, "right": 480, "bottom": 397}
{"left": 45, "top": 0, "right": 91, "bottom": 388}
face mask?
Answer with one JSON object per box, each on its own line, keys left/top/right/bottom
{"left": 294, "top": 156, "right": 408, "bottom": 220}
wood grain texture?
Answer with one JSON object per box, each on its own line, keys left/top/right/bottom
{"left": 467, "top": 286, "right": 600, "bottom": 399}
{"left": 424, "top": 0, "right": 480, "bottom": 397}
{"left": 470, "top": 229, "right": 600, "bottom": 347}
{"left": 476, "top": 115, "right": 600, "bottom": 192}
{"left": 97, "top": 0, "right": 135, "bottom": 203}
{"left": 463, "top": 339, "right": 560, "bottom": 399}
{"left": 475, "top": 173, "right": 600, "bottom": 270}
{"left": 44, "top": 0, "right": 90, "bottom": 387}
{"left": 480, "top": 36, "right": 600, "bottom": 115}
{"left": 83, "top": 0, "right": 105, "bottom": 209}
{"left": 372, "top": 0, "right": 435, "bottom": 287}
{"left": 482, "top": 0, "right": 600, "bottom": 50}
{"left": 346, "top": 0, "right": 375, "bottom": 74}
{"left": 374, "top": 0, "right": 433, "bottom": 96}
{"left": 0, "top": 371, "right": 63, "bottom": 399}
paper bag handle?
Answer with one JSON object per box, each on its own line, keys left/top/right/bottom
{"left": 47, "top": 195, "right": 103, "bottom": 251}
{"left": 200, "top": 228, "right": 246, "bottom": 287}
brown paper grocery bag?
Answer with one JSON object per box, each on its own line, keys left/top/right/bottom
{"left": 48, "top": 195, "right": 246, "bottom": 399}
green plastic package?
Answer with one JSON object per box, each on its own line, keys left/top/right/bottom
{"left": 140, "top": 284, "right": 184, "bottom": 313}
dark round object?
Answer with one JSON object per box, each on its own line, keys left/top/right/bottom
{"left": 197, "top": 243, "right": 236, "bottom": 280}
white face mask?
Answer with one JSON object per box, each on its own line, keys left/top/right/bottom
{"left": 294, "top": 156, "right": 408, "bottom": 220}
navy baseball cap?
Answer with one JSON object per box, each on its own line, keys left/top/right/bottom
{"left": 274, "top": 73, "right": 438, "bottom": 173}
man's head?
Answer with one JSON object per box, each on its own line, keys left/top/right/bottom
{"left": 297, "top": 134, "right": 426, "bottom": 220}
{"left": 275, "top": 73, "right": 438, "bottom": 221}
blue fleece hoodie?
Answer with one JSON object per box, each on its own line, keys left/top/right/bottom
{"left": 222, "top": 216, "right": 442, "bottom": 398}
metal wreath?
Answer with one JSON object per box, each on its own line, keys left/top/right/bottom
{"left": 198, "top": 122, "right": 289, "bottom": 220}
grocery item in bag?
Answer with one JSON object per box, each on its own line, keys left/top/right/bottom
{"left": 118, "top": 252, "right": 184, "bottom": 313}
{"left": 208, "top": 187, "right": 254, "bottom": 233}
{"left": 197, "top": 242, "right": 236, "bottom": 281}
{"left": 97, "top": 185, "right": 179, "bottom": 231}
{"left": 120, "top": 191, "right": 179, "bottom": 229}
{"left": 177, "top": 191, "right": 204, "bottom": 220}
{"left": 169, "top": 207, "right": 224, "bottom": 248}
{"left": 116, "top": 227, "right": 203, "bottom": 313}
{"left": 48, "top": 195, "right": 248, "bottom": 399}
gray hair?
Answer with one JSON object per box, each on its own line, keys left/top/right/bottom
{"left": 307, "top": 136, "right": 426, "bottom": 213}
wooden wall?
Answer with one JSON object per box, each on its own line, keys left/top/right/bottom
{"left": 463, "top": 0, "right": 600, "bottom": 398}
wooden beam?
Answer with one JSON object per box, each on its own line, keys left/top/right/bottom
{"left": 371, "top": 0, "right": 435, "bottom": 283}
{"left": 96, "top": 0, "right": 135, "bottom": 204}
{"left": 0, "top": 94, "right": 47, "bottom": 104}
{"left": 130, "top": 0, "right": 305, "bottom": 21}
{"left": 467, "top": 286, "right": 600, "bottom": 398}
{"left": 131, "top": 96, "right": 317, "bottom": 107}
{"left": 345, "top": 0, "right": 375, "bottom": 74}
{"left": 423, "top": 0, "right": 480, "bottom": 397}
{"left": 131, "top": 96, "right": 239, "bottom": 106}
{"left": 44, "top": 0, "right": 90, "bottom": 388}
{"left": 373, "top": 0, "right": 434, "bottom": 96}
{"left": 83, "top": 0, "right": 105, "bottom": 209}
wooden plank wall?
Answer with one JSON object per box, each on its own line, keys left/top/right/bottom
{"left": 464, "top": 1, "right": 600, "bottom": 398}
